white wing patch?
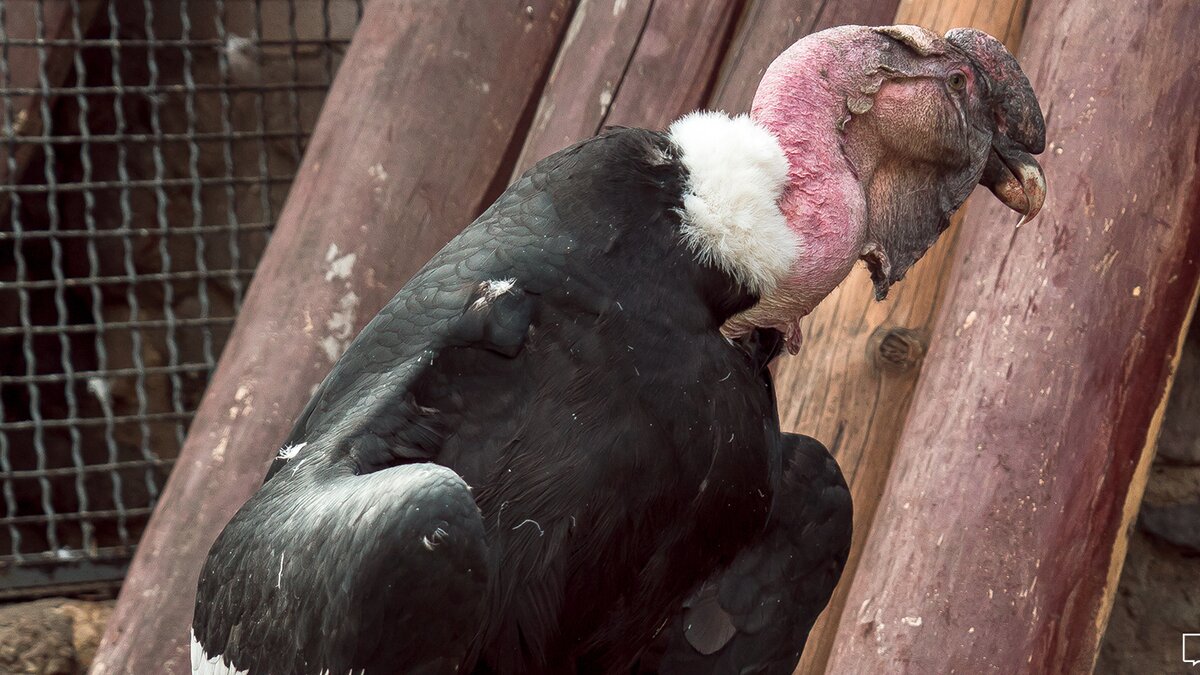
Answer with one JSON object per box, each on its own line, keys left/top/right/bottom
{"left": 668, "top": 111, "right": 797, "bottom": 296}
{"left": 191, "top": 629, "right": 249, "bottom": 675}
{"left": 472, "top": 278, "right": 517, "bottom": 310}
{"left": 277, "top": 442, "right": 307, "bottom": 460}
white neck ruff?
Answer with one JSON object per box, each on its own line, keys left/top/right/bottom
{"left": 668, "top": 111, "right": 799, "bottom": 298}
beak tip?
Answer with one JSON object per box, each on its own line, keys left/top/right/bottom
{"left": 1021, "top": 168, "right": 1047, "bottom": 225}
{"left": 988, "top": 146, "right": 1046, "bottom": 226}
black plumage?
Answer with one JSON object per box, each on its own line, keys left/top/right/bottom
{"left": 194, "top": 127, "right": 850, "bottom": 674}
{"left": 645, "top": 433, "right": 852, "bottom": 674}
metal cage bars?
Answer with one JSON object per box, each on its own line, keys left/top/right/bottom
{"left": 0, "top": 0, "right": 362, "bottom": 597}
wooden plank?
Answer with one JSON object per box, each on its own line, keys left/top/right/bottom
{"left": 601, "top": 0, "right": 738, "bottom": 128}
{"left": 706, "top": 0, "right": 901, "bottom": 114}
{"left": 89, "top": 1, "right": 572, "bottom": 672}
{"left": 511, "top": 0, "right": 653, "bottom": 175}
{"left": 825, "top": 0, "right": 1200, "bottom": 670}
{"left": 512, "top": 0, "right": 739, "bottom": 178}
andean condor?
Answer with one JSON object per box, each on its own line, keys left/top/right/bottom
{"left": 191, "top": 24, "right": 1045, "bottom": 675}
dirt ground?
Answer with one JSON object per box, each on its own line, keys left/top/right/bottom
{"left": 0, "top": 598, "right": 112, "bottom": 675}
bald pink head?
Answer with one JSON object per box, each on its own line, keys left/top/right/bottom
{"left": 725, "top": 25, "right": 1045, "bottom": 350}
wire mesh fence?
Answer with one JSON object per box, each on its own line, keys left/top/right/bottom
{"left": 0, "top": 0, "right": 362, "bottom": 598}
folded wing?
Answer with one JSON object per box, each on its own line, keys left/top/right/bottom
{"left": 648, "top": 433, "right": 852, "bottom": 675}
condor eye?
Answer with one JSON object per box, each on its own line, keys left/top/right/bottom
{"left": 947, "top": 71, "right": 967, "bottom": 91}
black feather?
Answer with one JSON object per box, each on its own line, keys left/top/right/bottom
{"left": 645, "top": 433, "right": 853, "bottom": 675}
{"left": 194, "top": 128, "right": 782, "bottom": 674}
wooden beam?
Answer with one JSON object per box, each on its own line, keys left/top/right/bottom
{"left": 707, "top": 0, "right": 901, "bottom": 114}
{"left": 90, "top": 1, "right": 572, "bottom": 672}
{"left": 511, "top": 0, "right": 652, "bottom": 176}
{"left": 709, "top": 1, "right": 1029, "bottom": 671}
{"left": 825, "top": 0, "right": 1200, "bottom": 670}
{"left": 511, "top": 0, "right": 739, "bottom": 179}
{"left": 600, "top": 1, "right": 738, "bottom": 130}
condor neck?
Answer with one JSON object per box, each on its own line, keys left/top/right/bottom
{"left": 755, "top": 92, "right": 868, "bottom": 308}
{"left": 719, "top": 82, "right": 868, "bottom": 348}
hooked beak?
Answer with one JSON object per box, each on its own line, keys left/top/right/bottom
{"left": 946, "top": 28, "right": 1047, "bottom": 226}
{"left": 981, "top": 137, "right": 1047, "bottom": 225}
{"left": 857, "top": 27, "right": 1048, "bottom": 303}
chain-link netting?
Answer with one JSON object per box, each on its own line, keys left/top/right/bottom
{"left": 0, "top": 0, "right": 362, "bottom": 598}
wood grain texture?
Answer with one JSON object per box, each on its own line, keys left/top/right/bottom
{"left": 724, "top": 2, "right": 1027, "bottom": 671}
{"left": 707, "top": 0, "right": 901, "bottom": 114}
{"left": 89, "top": 2, "right": 572, "bottom": 672}
{"left": 826, "top": 0, "right": 1200, "bottom": 671}
{"left": 511, "top": 0, "right": 739, "bottom": 178}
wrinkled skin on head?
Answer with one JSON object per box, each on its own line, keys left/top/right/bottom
{"left": 844, "top": 25, "right": 1046, "bottom": 299}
